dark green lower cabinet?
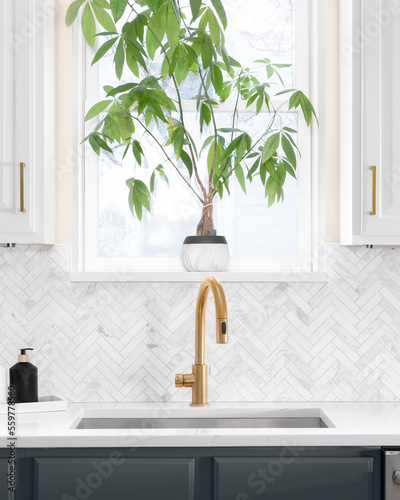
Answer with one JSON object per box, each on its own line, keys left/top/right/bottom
{"left": 4, "top": 447, "right": 382, "bottom": 500}
{"left": 0, "top": 458, "right": 10, "bottom": 499}
{"left": 214, "top": 457, "right": 374, "bottom": 500}
{"left": 34, "top": 457, "right": 194, "bottom": 500}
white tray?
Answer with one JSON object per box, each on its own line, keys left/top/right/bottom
{"left": 0, "top": 395, "right": 67, "bottom": 414}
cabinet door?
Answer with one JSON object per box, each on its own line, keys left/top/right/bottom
{"left": 214, "top": 457, "right": 374, "bottom": 500}
{"left": 34, "top": 457, "right": 195, "bottom": 500}
{"left": 0, "top": 0, "right": 33, "bottom": 237}
{"left": 0, "top": 458, "right": 10, "bottom": 499}
{"left": 362, "top": 0, "right": 400, "bottom": 238}
{"left": 0, "top": 0, "right": 54, "bottom": 244}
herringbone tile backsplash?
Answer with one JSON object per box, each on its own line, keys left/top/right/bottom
{"left": 1, "top": 244, "right": 400, "bottom": 403}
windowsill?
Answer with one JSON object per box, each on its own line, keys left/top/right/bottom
{"left": 69, "top": 271, "right": 329, "bottom": 283}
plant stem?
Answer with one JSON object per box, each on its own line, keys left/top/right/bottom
{"left": 130, "top": 3, "right": 208, "bottom": 201}
{"left": 132, "top": 116, "right": 204, "bottom": 204}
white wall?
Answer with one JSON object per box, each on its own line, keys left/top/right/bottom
{"left": 55, "top": 1, "right": 73, "bottom": 244}
{"left": 325, "top": 0, "right": 340, "bottom": 243}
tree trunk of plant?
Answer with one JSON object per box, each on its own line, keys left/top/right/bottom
{"left": 196, "top": 197, "right": 214, "bottom": 236}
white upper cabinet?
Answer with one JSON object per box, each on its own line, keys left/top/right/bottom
{"left": 0, "top": 0, "right": 55, "bottom": 244}
{"left": 340, "top": 0, "right": 400, "bottom": 245}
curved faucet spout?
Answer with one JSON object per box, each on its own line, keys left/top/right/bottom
{"left": 175, "top": 277, "right": 229, "bottom": 407}
{"left": 195, "top": 277, "right": 228, "bottom": 365}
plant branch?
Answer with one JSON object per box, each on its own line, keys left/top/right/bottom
{"left": 132, "top": 116, "right": 204, "bottom": 204}
{"left": 130, "top": 3, "right": 207, "bottom": 200}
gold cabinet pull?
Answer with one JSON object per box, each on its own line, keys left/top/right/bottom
{"left": 370, "top": 165, "right": 376, "bottom": 216}
{"left": 20, "top": 162, "right": 26, "bottom": 213}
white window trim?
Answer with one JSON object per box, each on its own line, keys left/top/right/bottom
{"left": 71, "top": 0, "right": 327, "bottom": 283}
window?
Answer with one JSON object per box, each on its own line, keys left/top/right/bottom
{"left": 73, "top": 0, "right": 324, "bottom": 279}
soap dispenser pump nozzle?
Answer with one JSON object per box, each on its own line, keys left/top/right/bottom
{"left": 18, "top": 348, "right": 33, "bottom": 362}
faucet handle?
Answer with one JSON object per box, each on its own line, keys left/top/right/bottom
{"left": 175, "top": 374, "right": 184, "bottom": 387}
{"left": 175, "top": 373, "right": 195, "bottom": 388}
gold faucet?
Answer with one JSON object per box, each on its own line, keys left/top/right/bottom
{"left": 175, "top": 277, "right": 228, "bottom": 407}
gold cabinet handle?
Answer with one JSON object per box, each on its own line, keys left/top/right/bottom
{"left": 370, "top": 165, "right": 376, "bottom": 216}
{"left": 20, "top": 162, "right": 26, "bottom": 213}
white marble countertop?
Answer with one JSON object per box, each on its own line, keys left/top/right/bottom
{"left": 1, "top": 402, "right": 399, "bottom": 448}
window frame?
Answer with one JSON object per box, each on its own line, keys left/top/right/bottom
{"left": 72, "top": 0, "right": 327, "bottom": 282}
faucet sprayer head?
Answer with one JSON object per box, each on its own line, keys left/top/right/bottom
{"left": 216, "top": 318, "right": 228, "bottom": 343}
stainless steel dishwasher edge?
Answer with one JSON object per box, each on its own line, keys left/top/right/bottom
{"left": 383, "top": 449, "right": 400, "bottom": 499}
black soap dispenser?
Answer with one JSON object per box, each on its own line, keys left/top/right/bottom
{"left": 10, "top": 348, "right": 38, "bottom": 403}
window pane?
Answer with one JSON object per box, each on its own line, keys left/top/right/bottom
{"left": 224, "top": 0, "right": 295, "bottom": 90}
{"left": 98, "top": 112, "right": 298, "bottom": 258}
{"left": 93, "top": 0, "right": 300, "bottom": 261}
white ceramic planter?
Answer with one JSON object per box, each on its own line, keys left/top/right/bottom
{"left": 181, "top": 236, "right": 230, "bottom": 272}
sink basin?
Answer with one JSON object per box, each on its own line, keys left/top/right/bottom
{"left": 74, "top": 416, "right": 330, "bottom": 430}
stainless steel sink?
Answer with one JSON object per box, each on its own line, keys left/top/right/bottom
{"left": 74, "top": 416, "right": 329, "bottom": 430}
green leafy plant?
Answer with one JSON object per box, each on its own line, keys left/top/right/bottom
{"left": 66, "top": 0, "right": 317, "bottom": 236}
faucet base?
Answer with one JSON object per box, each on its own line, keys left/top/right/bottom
{"left": 190, "top": 403, "right": 210, "bottom": 407}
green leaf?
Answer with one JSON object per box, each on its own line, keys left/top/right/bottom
{"left": 264, "top": 158, "right": 279, "bottom": 181}
{"left": 210, "top": 0, "right": 227, "bottom": 28}
{"left": 164, "top": 2, "right": 180, "bottom": 48}
{"left": 155, "top": 164, "right": 169, "bottom": 185}
{"left": 235, "top": 164, "right": 246, "bottom": 193}
{"left": 208, "top": 10, "right": 221, "bottom": 49}
{"left": 65, "top": 0, "right": 86, "bottom": 26}
{"left": 207, "top": 140, "right": 217, "bottom": 175}
{"left": 282, "top": 134, "right": 296, "bottom": 169}
{"left": 110, "top": 0, "right": 128, "bottom": 22}
{"left": 122, "top": 141, "right": 130, "bottom": 159}
{"left": 211, "top": 64, "right": 223, "bottom": 97}
{"left": 200, "top": 103, "right": 211, "bottom": 132}
{"left": 201, "top": 135, "right": 215, "bottom": 153}
{"left": 95, "top": 135, "right": 113, "bottom": 153}
{"left": 247, "top": 156, "right": 260, "bottom": 180}
{"left": 135, "top": 179, "right": 151, "bottom": 200}
{"left": 201, "top": 34, "right": 213, "bottom": 69}
{"left": 277, "top": 162, "right": 286, "bottom": 184}
{"left": 283, "top": 159, "right": 296, "bottom": 179}
{"left": 91, "top": 2, "right": 117, "bottom": 32}
{"left": 256, "top": 95, "right": 263, "bottom": 114}
{"left": 85, "top": 100, "right": 112, "bottom": 121}
{"left": 150, "top": 171, "right": 156, "bottom": 193}
{"left": 126, "top": 46, "right": 139, "bottom": 76}
{"left": 289, "top": 91, "right": 317, "bottom": 126}
{"left": 88, "top": 133, "right": 113, "bottom": 154}
{"left": 132, "top": 140, "right": 143, "bottom": 165}
{"left": 118, "top": 114, "right": 134, "bottom": 143}
{"left": 173, "top": 127, "right": 185, "bottom": 159}
{"left": 93, "top": 0, "right": 110, "bottom": 7}
{"left": 127, "top": 179, "right": 152, "bottom": 220}
{"left": 265, "top": 176, "right": 278, "bottom": 207}
{"left": 106, "top": 82, "right": 136, "bottom": 96}
{"left": 190, "top": 0, "right": 202, "bottom": 20}
{"left": 88, "top": 134, "right": 100, "bottom": 154}
{"left": 81, "top": 3, "right": 96, "bottom": 48}
{"left": 133, "top": 196, "right": 142, "bottom": 220}
{"left": 180, "top": 150, "right": 193, "bottom": 177}
{"left": 145, "top": 27, "right": 160, "bottom": 60}
{"left": 262, "top": 133, "right": 280, "bottom": 163}
{"left": 105, "top": 116, "right": 120, "bottom": 141}
{"left": 114, "top": 38, "right": 125, "bottom": 79}
{"left": 218, "top": 128, "right": 242, "bottom": 133}
{"left": 91, "top": 36, "right": 118, "bottom": 65}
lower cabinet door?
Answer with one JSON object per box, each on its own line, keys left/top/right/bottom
{"left": 34, "top": 457, "right": 195, "bottom": 500}
{"left": 0, "top": 458, "right": 10, "bottom": 499}
{"left": 214, "top": 457, "right": 374, "bottom": 500}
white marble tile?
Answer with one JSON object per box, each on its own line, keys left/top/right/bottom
{"left": 1, "top": 245, "right": 400, "bottom": 403}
